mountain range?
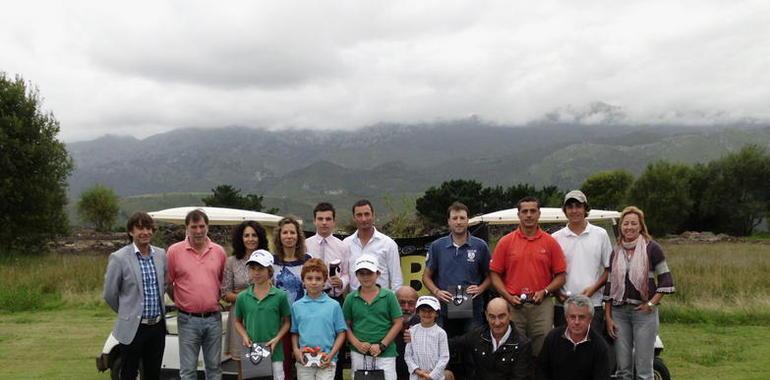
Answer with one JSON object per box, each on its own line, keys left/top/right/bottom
{"left": 66, "top": 119, "right": 770, "bottom": 220}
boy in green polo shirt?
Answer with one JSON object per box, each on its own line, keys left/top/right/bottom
{"left": 234, "top": 249, "right": 291, "bottom": 380}
{"left": 343, "top": 254, "right": 403, "bottom": 380}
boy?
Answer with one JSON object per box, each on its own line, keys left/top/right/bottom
{"left": 234, "top": 249, "right": 292, "bottom": 380}
{"left": 404, "top": 296, "right": 450, "bottom": 380}
{"left": 291, "top": 258, "right": 348, "bottom": 380}
{"left": 343, "top": 255, "right": 403, "bottom": 380}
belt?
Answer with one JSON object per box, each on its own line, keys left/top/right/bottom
{"left": 178, "top": 309, "right": 219, "bottom": 318}
{"left": 141, "top": 315, "right": 162, "bottom": 325}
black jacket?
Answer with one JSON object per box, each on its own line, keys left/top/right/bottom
{"left": 536, "top": 326, "right": 609, "bottom": 380}
{"left": 450, "top": 323, "right": 531, "bottom": 380}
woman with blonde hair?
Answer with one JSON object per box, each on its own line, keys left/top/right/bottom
{"left": 603, "top": 206, "right": 675, "bottom": 380}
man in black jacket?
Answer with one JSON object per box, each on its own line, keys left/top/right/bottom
{"left": 537, "top": 295, "right": 610, "bottom": 380}
{"left": 451, "top": 297, "right": 531, "bottom": 380}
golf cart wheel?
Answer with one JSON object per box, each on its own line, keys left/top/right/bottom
{"left": 653, "top": 357, "right": 671, "bottom": 380}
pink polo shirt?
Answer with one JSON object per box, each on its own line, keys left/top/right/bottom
{"left": 167, "top": 237, "right": 226, "bottom": 313}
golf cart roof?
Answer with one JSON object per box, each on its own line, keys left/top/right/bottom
{"left": 148, "top": 206, "right": 288, "bottom": 227}
{"left": 468, "top": 207, "right": 621, "bottom": 226}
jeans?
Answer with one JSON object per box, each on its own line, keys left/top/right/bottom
{"left": 611, "top": 304, "right": 658, "bottom": 380}
{"left": 177, "top": 312, "right": 223, "bottom": 380}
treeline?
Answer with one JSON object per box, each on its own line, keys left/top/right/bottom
{"left": 416, "top": 145, "right": 770, "bottom": 237}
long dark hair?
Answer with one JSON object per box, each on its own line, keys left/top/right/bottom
{"left": 231, "top": 220, "right": 269, "bottom": 260}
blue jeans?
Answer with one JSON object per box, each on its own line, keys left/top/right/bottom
{"left": 612, "top": 304, "right": 658, "bottom": 380}
{"left": 177, "top": 312, "right": 223, "bottom": 380}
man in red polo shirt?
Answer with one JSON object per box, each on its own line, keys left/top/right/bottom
{"left": 489, "top": 196, "right": 566, "bottom": 358}
{"left": 167, "top": 209, "right": 227, "bottom": 380}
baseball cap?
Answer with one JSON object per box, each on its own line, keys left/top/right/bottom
{"left": 416, "top": 295, "right": 441, "bottom": 311}
{"left": 354, "top": 254, "right": 379, "bottom": 273}
{"left": 246, "top": 249, "right": 274, "bottom": 267}
{"left": 564, "top": 190, "right": 588, "bottom": 205}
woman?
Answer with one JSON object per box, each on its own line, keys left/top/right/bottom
{"left": 221, "top": 221, "right": 269, "bottom": 366}
{"left": 272, "top": 216, "right": 311, "bottom": 380}
{"left": 604, "top": 206, "right": 675, "bottom": 380}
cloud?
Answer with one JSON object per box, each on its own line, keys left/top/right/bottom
{"left": 1, "top": 0, "right": 769, "bottom": 141}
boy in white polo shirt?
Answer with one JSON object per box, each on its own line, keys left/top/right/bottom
{"left": 552, "top": 190, "right": 613, "bottom": 331}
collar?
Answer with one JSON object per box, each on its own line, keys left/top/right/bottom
{"left": 514, "top": 227, "right": 544, "bottom": 241}
{"left": 562, "top": 325, "right": 592, "bottom": 347}
{"left": 564, "top": 221, "right": 594, "bottom": 237}
{"left": 184, "top": 236, "right": 212, "bottom": 254}
{"left": 246, "top": 284, "right": 278, "bottom": 299}
{"left": 299, "top": 292, "right": 331, "bottom": 303}
{"left": 445, "top": 233, "right": 471, "bottom": 248}
{"left": 352, "top": 286, "right": 387, "bottom": 301}
{"left": 133, "top": 243, "right": 154, "bottom": 258}
{"left": 491, "top": 325, "right": 513, "bottom": 352}
{"left": 353, "top": 227, "right": 382, "bottom": 243}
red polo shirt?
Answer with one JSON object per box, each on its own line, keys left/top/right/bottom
{"left": 490, "top": 228, "right": 566, "bottom": 296}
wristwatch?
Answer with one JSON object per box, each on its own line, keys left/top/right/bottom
{"left": 543, "top": 288, "right": 550, "bottom": 296}
{"left": 647, "top": 301, "right": 656, "bottom": 308}
{"left": 378, "top": 342, "right": 387, "bottom": 352}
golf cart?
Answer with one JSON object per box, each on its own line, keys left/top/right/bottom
{"left": 96, "top": 207, "right": 285, "bottom": 380}
{"left": 469, "top": 207, "right": 671, "bottom": 380}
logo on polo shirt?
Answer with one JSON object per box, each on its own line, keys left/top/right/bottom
{"left": 467, "top": 250, "right": 476, "bottom": 262}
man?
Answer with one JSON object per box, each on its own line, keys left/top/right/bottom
{"left": 305, "top": 202, "right": 351, "bottom": 380}
{"left": 103, "top": 212, "right": 166, "bottom": 380}
{"left": 450, "top": 297, "right": 531, "bottom": 380}
{"left": 344, "top": 199, "right": 403, "bottom": 290}
{"left": 552, "top": 190, "right": 612, "bottom": 331}
{"left": 489, "top": 196, "right": 567, "bottom": 357}
{"left": 423, "top": 201, "right": 491, "bottom": 337}
{"left": 395, "top": 286, "right": 421, "bottom": 380}
{"left": 305, "top": 202, "right": 350, "bottom": 299}
{"left": 167, "top": 209, "right": 227, "bottom": 380}
{"left": 536, "top": 295, "right": 610, "bottom": 380}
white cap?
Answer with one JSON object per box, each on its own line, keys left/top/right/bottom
{"left": 354, "top": 254, "right": 379, "bottom": 273}
{"left": 416, "top": 295, "right": 441, "bottom": 311}
{"left": 246, "top": 249, "right": 274, "bottom": 267}
{"left": 564, "top": 190, "right": 588, "bottom": 205}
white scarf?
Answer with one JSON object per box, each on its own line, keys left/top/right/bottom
{"left": 610, "top": 236, "right": 650, "bottom": 303}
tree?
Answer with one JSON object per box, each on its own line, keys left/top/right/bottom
{"left": 697, "top": 145, "right": 770, "bottom": 236}
{"left": 0, "top": 74, "right": 74, "bottom": 252}
{"left": 77, "top": 185, "right": 120, "bottom": 231}
{"left": 202, "top": 184, "right": 278, "bottom": 213}
{"left": 581, "top": 169, "right": 634, "bottom": 210}
{"left": 416, "top": 180, "right": 486, "bottom": 226}
{"left": 627, "top": 161, "right": 694, "bottom": 236}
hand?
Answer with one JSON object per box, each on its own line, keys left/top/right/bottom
{"left": 357, "top": 342, "right": 372, "bottom": 354}
{"left": 466, "top": 285, "right": 481, "bottom": 298}
{"left": 433, "top": 289, "right": 453, "bottom": 303}
{"left": 320, "top": 353, "right": 332, "bottom": 368}
{"left": 415, "top": 369, "right": 432, "bottom": 380}
{"left": 329, "top": 276, "right": 343, "bottom": 288}
{"left": 403, "top": 329, "right": 412, "bottom": 344}
{"left": 266, "top": 337, "right": 279, "bottom": 352}
{"left": 368, "top": 343, "right": 382, "bottom": 357}
{"left": 241, "top": 335, "right": 253, "bottom": 347}
{"left": 634, "top": 303, "right": 654, "bottom": 314}
{"left": 532, "top": 289, "right": 547, "bottom": 304}
{"left": 556, "top": 291, "right": 568, "bottom": 303}
{"left": 606, "top": 317, "right": 618, "bottom": 340}
{"left": 581, "top": 286, "right": 595, "bottom": 297}
{"left": 509, "top": 294, "right": 522, "bottom": 305}
{"left": 294, "top": 348, "right": 306, "bottom": 365}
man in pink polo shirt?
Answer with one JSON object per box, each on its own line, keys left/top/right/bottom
{"left": 167, "top": 209, "right": 227, "bottom": 380}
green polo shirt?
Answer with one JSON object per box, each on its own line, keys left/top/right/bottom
{"left": 234, "top": 285, "right": 291, "bottom": 361}
{"left": 342, "top": 286, "right": 402, "bottom": 357}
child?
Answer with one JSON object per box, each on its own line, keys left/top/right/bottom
{"left": 233, "top": 249, "right": 292, "bottom": 380}
{"left": 404, "top": 296, "right": 450, "bottom": 380}
{"left": 343, "top": 254, "right": 403, "bottom": 380}
{"left": 290, "top": 258, "right": 348, "bottom": 380}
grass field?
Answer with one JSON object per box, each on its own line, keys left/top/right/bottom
{"left": 1, "top": 241, "right": 769, "bottom": 379}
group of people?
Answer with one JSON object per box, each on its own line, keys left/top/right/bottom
{"left": 103, "top": 192, "right": 675, "bottom": 380}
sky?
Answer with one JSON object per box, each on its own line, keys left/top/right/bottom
{"left": 2, "top": 1, "right": 769, "bottom": 142}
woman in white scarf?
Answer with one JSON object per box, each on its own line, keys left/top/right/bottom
{"left": 603, "top": 206, "right": 675, "bottom": 380}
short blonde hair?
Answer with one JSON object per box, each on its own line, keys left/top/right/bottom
{"left": 620, "top": 206, "right": 652, "bottom": 240}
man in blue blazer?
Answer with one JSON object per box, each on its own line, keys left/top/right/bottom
{"left": 103, "top": 211, "right": 167, "bottom": 380}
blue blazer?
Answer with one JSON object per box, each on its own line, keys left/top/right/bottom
{"left": 103, "top": 243, "right": 167, "bottom": 344}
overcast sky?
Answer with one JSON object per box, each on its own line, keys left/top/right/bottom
{"left": 2, "top": 1, "right": 769, "bottom": 142}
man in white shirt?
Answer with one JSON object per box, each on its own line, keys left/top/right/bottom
{"left": 552, "top": 190, "right": 612, "bottom": 332}
{"left": 305, "top": 202, "right": 350, "bottom": 298}
{"left": 344, "top": 199, "right": 403, "bottom": 290}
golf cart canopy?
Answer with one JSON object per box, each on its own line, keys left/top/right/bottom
{"left": 468, "top": 207, "right": 621, "bottom": 226}
{"left": 148, "top": 206, "right": 287, "bottom": 227}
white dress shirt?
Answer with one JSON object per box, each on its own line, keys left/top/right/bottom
{"left": 305, "top": 233, "right": 350, "bottom": 296}
{"left": 344, "top": 227, "right": 403, "bottom": 290}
